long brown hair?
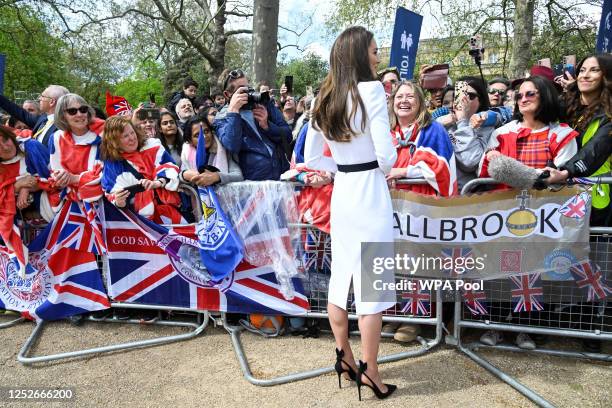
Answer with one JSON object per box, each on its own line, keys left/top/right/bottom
{"left": 565, "top": 54, "right": 612, "bottom": 134}
{"left": 101, "top": 116, "right": 146, "bottom": 161}
{"left": 388, "top": 81, "right": 432, "bottom": 130}
{"left": 312, "top": 26, "right": 376, "bottom": 142}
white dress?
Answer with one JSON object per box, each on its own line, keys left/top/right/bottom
{"left": 304, "top": 81, "right": 397, "bottom": 315}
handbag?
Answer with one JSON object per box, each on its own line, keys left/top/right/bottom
{"left": 420, "top": 64, "right": 449, "bottom": 90}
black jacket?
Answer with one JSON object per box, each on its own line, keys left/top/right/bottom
{"left": 0, "top": 94, "right": 57, "bottom": 147}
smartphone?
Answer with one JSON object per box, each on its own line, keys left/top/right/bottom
{"left": 383, "top": 81, "right": 393, "bottom": 95}
{"left": 537, "top": 58, "right": 552, "bottom": 68}
{"left": 137, "top": 108, "right": 161, "bottom": 121}
{"left": 454, "top": 81, "right": 468, "bottom": 110}
{"left": 468, "top": 35, "right": 483, "bottom": 59}
{"left": 284, "top": 75, "right": 294, "bottom": 94}
{"left": 552, "top": 64, "right": 564, "bottom": 77}
{"left": 563, "top": 55, "right": 576, "bottom": 77}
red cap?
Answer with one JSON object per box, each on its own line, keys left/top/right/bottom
{"left": 105, "top": 90, "right": 133, "bottom": 117}
{"left": 530, "top": 65, "right": 555, "bottom": 83}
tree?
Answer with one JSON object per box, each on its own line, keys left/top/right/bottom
{"left": 0, "top": 4, "right": 72, "bottom": 99}
{"left": 251, "top": 0, "right": 280, "bottom": 88}
{"left": 276, "top": 53, "right": 328, "bottom": 96}
{"left": 326, "top": 0, "right": 600, "bottom": 80}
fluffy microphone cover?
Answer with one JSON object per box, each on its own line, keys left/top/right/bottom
{"left": 487, "top": 154, "right": 540, "bottom": 190}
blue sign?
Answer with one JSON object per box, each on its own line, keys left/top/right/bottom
{"left": 0, "top": 54, "right": 5, "bottom": 95}
{"left": 389, "top": 7, "right": 423, "bottom": 80}
{"left": 596, "top": 0, "right": 612, "bottom": 53}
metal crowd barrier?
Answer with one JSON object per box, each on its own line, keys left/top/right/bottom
{"left": 17, "top": 184, "right": 211, "bottom": 365}
{"left": 448, "top": 177, "right": 612, "bottom": 407}
{"left": 226, "top": 179, "right": 444, "bottom": 386}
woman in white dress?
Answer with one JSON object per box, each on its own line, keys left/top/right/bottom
{"left": 305, "top": 26, "right": 397, "bottom": 400}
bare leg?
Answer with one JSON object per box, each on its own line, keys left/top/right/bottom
{"left": 328, "top": 303, "right": 358, "bottom": 376}
{"left": 358, "top": 312, "right": 388, "bottom": 392}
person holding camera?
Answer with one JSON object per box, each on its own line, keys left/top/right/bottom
{"left": 214, "top": 68, "right": 292, "bottom": 181}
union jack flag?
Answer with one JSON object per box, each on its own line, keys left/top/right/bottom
{"left": 441, "top": 247, "right": 474, "bottom": 277}
{"left": 0, "top": 201, "right": 111, "bottom": 321}
{"left": 462, "top": 286, "right": 488, "bottom": 315}
{"left": 559, "top": 193, "right": 589, "bottom": 219}
{"left": 303, "top": 229, "right": 331, "bottom": 273}
{"left": 400, "top": 280, "right": 430, "bottom": 316}
{"left": 40, "top": 200, "right": 105, "bottom": 255}
{"left": 103, "top": 200, "right": 309, "bottom": 315}
{"left": 570, "top": 261, "right": 612, "bottom": 302}
{"left": 510, "top": 273, "right": 544, "bottom": 313}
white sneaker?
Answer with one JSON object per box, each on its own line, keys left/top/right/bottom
{"left": 480, "top": 330, "right": 503, "bottom": 346}
{"left": 515, "top": 333, "right": 536, "bottom": 350}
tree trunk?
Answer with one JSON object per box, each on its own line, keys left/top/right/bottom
{"left": 509, "top": 0, "right": 535, "bottom": 79}
{"left": 210, "top": 0, "right": 229, "bottom": 93}
{"left": 251, "top": 0, "right": 279, "bottom": 88}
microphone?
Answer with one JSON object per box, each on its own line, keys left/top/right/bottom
{"left": 488, "top": 154, "right": 550, "bottom": 190}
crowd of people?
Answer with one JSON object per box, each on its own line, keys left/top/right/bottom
{"left": 0, "top": 31, "right": 611, "bottom": 375}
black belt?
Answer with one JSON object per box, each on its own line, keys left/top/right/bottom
{"left": 337, "top": 160, "right": 379, "bottom": 173}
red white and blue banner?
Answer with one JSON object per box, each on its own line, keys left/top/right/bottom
{"left": 102, "top": 200, "right": 309, "bottom": 315}
{"left": 0, "top": 200, "right": 110, "bottom": 321}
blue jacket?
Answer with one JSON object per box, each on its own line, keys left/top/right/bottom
{"left": 0, "top": 95, "right": 57, "bottom": 147}
{"left": 214, "top": 100, "right": 291, "bottom": 181}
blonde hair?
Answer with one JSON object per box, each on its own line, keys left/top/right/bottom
{"left": 100, "top": 116, "right": 146, "bottom": 161}
{"left": 388, "top": 81, "right": 432, "bottom": 130}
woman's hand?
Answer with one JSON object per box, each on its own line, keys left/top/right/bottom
{"left": 554, "top": 71, "right": 575, "bottom": 92}
{"left": 485, "top": 150, "right": 502, "bottom": 161}
{"left": 16, "top": 188, "right": 31, "bottom": 209}
{"left": 386, "top": 168, "right": 407, "bottom": 180}
{"left": 437, "top": 112, "right": 457, "bottom": 128}
{"left": 542, "top": 167, "right": 569, "bottom": 184}
{"left": 53, "top": 169, "right": 79, "bottom": 188}
{"left": 191, "top": 171, "right": 221, "bottom": 187}
{"left": 14, "top": 175, "right": 37, "bottom": 192}
{"left": 139, "top": 179, "right": 163, "bottom": 190}
{"left": 113, "top": 189, "right": 130, "bottom": 208}
{"left": 469, "top": 112, "right": 487, "bottom": 129}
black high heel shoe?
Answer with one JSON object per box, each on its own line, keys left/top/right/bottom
{"left": 356, "top": 360, "right": 397, "bottom": 401}
{"left": 334, "top": 348, "right": 357, "bottom": 388}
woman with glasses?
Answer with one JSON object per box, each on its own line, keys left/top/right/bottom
{"left": 436, "top": 76, "right": 494, "bottom": 191}
{"left": 49, "top": 93, "right": 106, "bottom": 206}
{"left": 479, "top": 76, "right": 578, "bottom": 179}
{"left": 180, "top": 114, "right": 242, "bottom": 187}
{"left": 157, "top": 111, "right": 182, "bottom": 167}
{"left": 305, "top": 26, "right": 397, "bottom": 400}
{"left": 477, "top": 76, "right": 579, "bottom": 350}
{"left": 101, "top": 116, "right": 184, "bottom": 224}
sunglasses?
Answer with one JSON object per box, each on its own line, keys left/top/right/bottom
{"left": 515, "top": 90, "right": 539, "bottom": 101}
{"left": 223, "top": 69, "right": 245, "bottom": 90}
{"left": 488, "top": 88, "right": 506, "bottom": 96}
{"left": 466, "top": 92, "right": 479, "bottom": 100}
{"left": 66, "top": 106, "right": 89, "bottom": 115}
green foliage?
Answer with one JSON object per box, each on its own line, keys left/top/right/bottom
{"left": 114, "top": 60, "right": 165, "bottom": 107}
{"left": 276, "top": 53, "right": 328, "bottom": 97}
{"left": 0, "top": 5, "right": 72, "bottom": 100}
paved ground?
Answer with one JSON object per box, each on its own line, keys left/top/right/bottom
{"left": 0, "top": 314, "right": 610, "bottom": 408}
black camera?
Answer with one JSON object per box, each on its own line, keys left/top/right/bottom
{"left": 243, "top": 87, "right": 270, "bottom": 110}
